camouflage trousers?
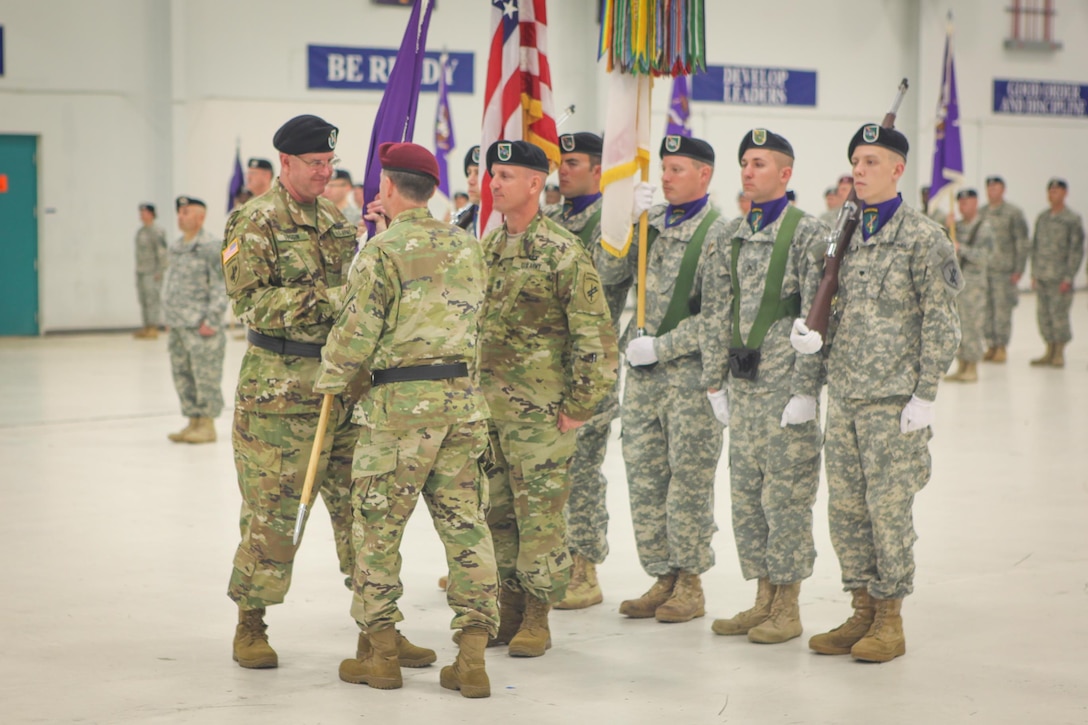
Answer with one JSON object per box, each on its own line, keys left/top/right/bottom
{"left": 349, "top": 421, "right": 499, "bottom": 636}
{"left": 825, "top": 395, "right": 932, "bottom": 600}
{"left": 955, "top": 272, "right": 988, "bottom": 363}
{"left": 167, "top": 327, "right": 225, "bottom": 418}
{"left": 984, "top": 271, "right": 1020, "bottom": 347}
{"left": 564, "top": 385, "right": 618, "bottom": 564}
{"left": 1034, "top": 279, "right": 1075, "bottom": 344}
{"left": 227, "top": 400, "right": 357, "bottom": 609}
{"left": 136, "top": 272, "right": 162, "bottom": 327}
{"left": 728, "top": 385, "right": 821, "bottom": 584}
{"left": 621, "top": 367, "right": 721, "bottom": 577}
{"left": 486, "top": 419, "right": 577, "bottom": 604}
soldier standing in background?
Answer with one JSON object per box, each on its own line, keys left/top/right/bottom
{"left": 133, "top": 203, "right": 168, "bottom": 339}
{"left": 453, "top": 145, "right": 481, "bottom": 234}
{"left": 246, "top": 158, "right": 275, "bottom": 198}
{"left": 323, "top": 168, "right": 362, "bottom": 227}
{"left": 820, "top": 174, "right": 854, "bottom": 226}
{"left": 945, "top": 189, "right": 993, "bottom": 383}
{"left": 162, "top": 196, "right": 227, "bottom": 444}
{"left": 979, "top": 176, "right": 1029, "bottom": 363}
{"left": 1029, "top": 178, "right": 1085, "bottom": 369}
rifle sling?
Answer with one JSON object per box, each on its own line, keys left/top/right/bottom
{"left": 730, "top": 205, "right": 803, "bottom": 350}
{"left": 650, "top": 209, "right": 720, "bottom": 337}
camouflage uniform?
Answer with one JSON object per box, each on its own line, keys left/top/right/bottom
{"left": 700, "top": 210, "right": 826, "bottom": 584}
{"left": 597, "top": 203, "right": 727, "bottom": 577}
{"left": 543, "top": 197, "right": 630, "bottom": 564}
{"left": 979, "top": 201, "right": 1029, "bottom": 348}
{"left": 1030, "top": 207, "right": 1085, "bottom": 345}
{"left": 952, "top": 217, "right": 994, "bottom": 363}
{"left": 223, "top": 178, "right": 360, "bottom": 609}
{"left": 314, "top": 207, "right": 499, "bottom": 636}
{"left": 135, "top": 223, "right": 168, "bottom": 327}
{"left": 479, "top": 213, "right": 618, "bottom": 603}
{"left": 162, "top": 227, "right": 228, "bottom": 418}
{"left": 824, "top": 203, "right": 962, "bottom": 600}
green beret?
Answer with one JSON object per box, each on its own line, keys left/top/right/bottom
{"left": 559, "top": 132, "right": 603, "bottom": 156}
{"left": 247, "top": 158, "right": 273, "bottom": 172}
{"left": 848, "top": 124, "right": 909, "bottom": 161}
{"left": 175, "top": 196, "right": 206, "bottom": 210}
{"left": 737, "top": 128, "right": 794, "bottom": 163}
{"left": 486, "top": 140, "right": 549, "bottom": 174}
{"left": 660, "top": 135, "right": 715, "bottom": 165}
{"left": 464, "top": 145, "right": 481, "bottom": 176}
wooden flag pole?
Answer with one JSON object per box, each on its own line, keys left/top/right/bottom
{"left": 292, "top": 393, "right": 333, "bottom": 546}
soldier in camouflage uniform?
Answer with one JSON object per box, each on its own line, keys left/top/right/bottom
{"left": 315, "top": 143, "right": 497, "bottom": 697}
{"left": 597, "top": 135, "right": 728, "bottom": 624}
{"left": 1028, "top": 178, "right": 1085, "bottom": 369}
{"left": 542, "top": 132, "right": 631, "bottom": 610}
{"left": 133, "top": 203, "right": 168, "bottom": 339}
{"left": 478, "top": 140, "right": 617, "bottom": 658}
{"left": 944, "top": 189, "right": 994, "bottom": 383}
{"left": 979, "top": 176, "right": 1029, "bottom": 363}
{"left": 701, "top": 130, "right": 826, "bottom": 645}
{"left": 162, "top": 196, "right": 227, "bottom": 444}
{"left": 819, "top": 174, "right": 854, "bottom": 226}
{"left": 793, "top": 125, "right": 962, "bottom": 663}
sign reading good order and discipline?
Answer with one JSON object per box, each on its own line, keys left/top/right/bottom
{"left": 993, "top": 78, "right": 1088, "bottom": 117}
{"left": 308, "top": 44, "right": 474, "bottom": 93}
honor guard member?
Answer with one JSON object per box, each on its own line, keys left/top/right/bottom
{"left": 1028, "top": 178, "right": 1084, "bottom": 368}
{"left": 820, "top": 174, "right": 854, "bottom": 226}
{"left": 478, "top": 140, "right": 618, "bottom": 656}
{"left": 701, "top": 130, "right": 827, "bottom": 644}
{"left": 133, "top": 203, "right": 169, "bottom": 339}
{"left": 543, "top": 132, "right": 632, "bottom": 609}
{"left": 163, "top": 196, "right": 228, "bottom": 444}
{"left": 978, "top": 176, "right": 1029, "bottom": 363}
{"left": 246, "top": 158, "right": 275, "bottom": 198}
{"left": 597, "top": 135, "right": 729, "bottom": 624}
{"left": 315, "top": 143, "right": 498, "bottom": 697}
{"left": 793, "top": 124, "right": 962, "bottom": 662}
{"left": 944, "top": 189, "right": 994, "bottom": 383}
{"left": 453, "top": 145, "right": 482, "bottom": 234}
{"left": 223, "top": 114, "right": 432, "bottom": 670}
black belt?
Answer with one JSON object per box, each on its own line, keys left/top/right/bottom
{"left": 247, "top": 329, "right": 324, "bottom": 359}
{"left": 372, "top": 363, "right": 468, "bottom": 385}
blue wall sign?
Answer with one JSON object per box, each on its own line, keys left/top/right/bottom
{"left": 307, "top": 45, "right": 474, "bottom": 94}
{"left": 692, "top": 65, "right": 817, "bottom": 107}
{"left": 993, "top": 78, "right": 1088, "bottom": 117}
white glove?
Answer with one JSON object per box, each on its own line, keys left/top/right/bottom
{"left": 900, "top": 395, "right": 935, "bottom": 433}
{"left": 707, "top": 389, "right": 730, "bottom": 426}
{"left": 625, "top": 336, "right": 659, "bottom": 366}
{"left": 789, "top": 318, "right": 823, "bottom": 354}
{"left": 631, "top": 182, "right": 657, "bottom": 223}
{"left": 780, "top": 394, "right": 817, "bottom": 427}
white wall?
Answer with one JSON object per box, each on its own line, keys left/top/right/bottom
{"left": 2, "top": 0, "right": 1086, "bottom": 331}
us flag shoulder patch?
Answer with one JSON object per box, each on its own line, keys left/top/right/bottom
{"left": 222, "top": 239, "right": 240, "bottom": 265}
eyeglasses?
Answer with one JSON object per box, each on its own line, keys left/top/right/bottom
{"left": 292, "top": 155, "right": 340, "bottom": 170}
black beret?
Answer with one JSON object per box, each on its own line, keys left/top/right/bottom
{"left": 486, "top": 140, "right": 549, "bottom": 174}
{"left": 175, "top": 196, "right": 206, "bottom": 210}
{"left": 660, "top": 135, "right": 715, "bottom": 165}
{"left": 956, "top": 188, "right": 978, "bottom": 200}
{"left": 848, "top": 124, "right": 909, "bottom": 161}
{"left": 786, "top": 190, "right": 796, "bottom": 202}
{"left": 985, "top": 175, "right": 1005, "bottom": 186}
{"left": 333, "top": 169, "right": 353, "bottom": 184}
{"left": 272, "top": 114, "right": 339, "bottom": 155}
{"left": 1047, "top": 177, "right": 1068, "bottom": 190}
{"left": 379, "top": 142, "right": 440, "bottom": 184}
{"left": 464, "top": 145, "right": 481, "bottom": 175}
{"left": 559, "top": 132, "right": 603, "bottom": 156}
{"left": 138, "top": 203, "right": 156, "bottom": 215}
{"left": 247, "top": 158, "right": 273, "bottom": 172}
{"left": 737, "top": 128, "right": 794, "bottom": 163}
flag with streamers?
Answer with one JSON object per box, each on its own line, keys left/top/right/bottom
{"left": 600, "top": 73, "right": 652, "bottom": 257}
{"left": 665, "top": 75, "right": 691, "bottom": 137}
{"left": 929, "top": 12, "right": 963, "bottom": 204}
{"left": 434, "top": 52, "right": 455, "bottom": 200}
{"left": 227, "top": 144, "right": 244, "bottom": 213}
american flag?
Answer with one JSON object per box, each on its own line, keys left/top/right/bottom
{"left": 479, "top": 0, "right": 560, "bottom": 235}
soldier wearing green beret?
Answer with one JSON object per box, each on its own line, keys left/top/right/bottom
{"left": 133, "top": 203, "right": 168, "bottom": 340}
{"left": 1028, "top": 178, "right": 1084, "bottom": 368}
{"left": 978, "top": 176, "right": 1030, "bottom": 363}
{"left": 944, "top": 189, "right": 994, "bottom": 383}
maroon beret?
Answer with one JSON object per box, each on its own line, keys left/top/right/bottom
{"left": 379, "top": 142, "right": 440, "bottom": 184}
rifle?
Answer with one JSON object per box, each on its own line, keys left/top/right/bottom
{"left": 803, "top": 79, "right": 909, "bottom": 342}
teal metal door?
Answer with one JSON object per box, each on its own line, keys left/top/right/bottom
{"left": 0, "top": 135, "right": 40, "bottom": 335}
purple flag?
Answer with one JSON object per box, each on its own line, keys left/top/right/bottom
{"left": 929, "top": 14, "right": 963, "bottom": 205}
{"left": 434, "top": 52, "right": 455, "bottom": 199}
{"left": 227, "top": 145, "right": 244, "bottom": 213}
{"left": 665, "top": 76, "right": 692, "bottom": 137}
{"left": 362, "top": 0, "right": 436, "bottom": 235}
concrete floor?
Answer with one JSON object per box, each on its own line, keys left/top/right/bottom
{"left": 1, "top": 296, "right": 1086, "bottom": 725}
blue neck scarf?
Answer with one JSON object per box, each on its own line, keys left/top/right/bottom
{"left": 746, "top": 195, "right": 790, "bottom": 233}
{"left": 664, "top": 195, "right": 710, "bottom": 228}
{"left": 860, "top": 194, "right": 903, "bottom": 240}
{"left": 563, "top": 192, "right": 601, "bottom": 218}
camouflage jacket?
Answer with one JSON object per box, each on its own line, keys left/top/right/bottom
{"left": 314, "top": 207, "right": 490, "bottom": 429}
{"left": 1031, "top": 207, "right": 1085, "bottom": 283}
{"left": 953, "top": 216, "right": 993, "bottom": 278}
{"left": 979, "top": 201, "right": 1029, "bottom": 275}
{"left": 478, "top": 213, "right": 618, "bottom": 423}
{"left": 826, "top": 202, "right": 962, "bottom": 402}
{"left": 135, "top": 224, "right": 168, "bottom": 275}
{"left": 700, "top": 209, "right": 828, "bottom": 395}
{"left": 223, "top": 179, "right": 358, "bottom": 413}
{"left": 162, "top": 227, "right": 228, "bottom": 329}
{"left": 595, "top": 201, "right": 731, "bottom": 390}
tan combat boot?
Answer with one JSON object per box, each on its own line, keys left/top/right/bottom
{"left": 851, "top": 597, "right": 906, "bottom": 662}
{"left": 438, "top": 575, "right": 448, "bottom": 590}
{"left": 712, "top": 577, "right": 776, "bottom": 635}
{"left": 168, "top": 417, "right": 198, "bottom": 442}
{"left": 943, "top": 360, "right": 966, "bottom": 382}
{"left": 508, "top": 594, "right": 551, "bottom": 657}
{"left": 958, "top": 361, "right": 978, "bottom": 382}
{"left": 982, "top": 347, "right": 996, "bottom": 361}
{"left": 619, "top": 573, "right": 677, "bottom": 619}
{"left": 133, "top": 325, "right": 158, "bottom": 340}
{"left": 491, "top": 588, "right": 525, "bottom": 647}
{"left": 1030, "top": 343, "right": 1054, "bottom": 366}
{"left": 357, "top": 629, "right": 437, "bottom": 668}
{"left": 554, "top": 554, "right": 604, "bottom": 610}
{"left": 991, "top": 346, "right": 1007, "bottom": 363}
{"left": 748, "top": 581, "right": 802, "bottom": 644}
{"left": 232, "top": 607, "right": 278, "bottom": 669}
{"left": 1050, "top": 342, "right": 1066, "bottom": 368}
{"left": 440, "top": 625, "right": 491, "bottom": 698}
{"left": 339, "top": 624, "right": 402, "bottom": 689}
{"left": 655, "top": 571, "right": 705, "bottom": 623}
{"left": 180, "top": 417, "right": 217, "bottom": 444}
{"left": 809, "top": 587, "right": 874, "bottom": 655}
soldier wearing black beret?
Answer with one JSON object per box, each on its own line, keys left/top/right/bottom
{"left": 979, "top": 174, "right": 1030, "bottom": 363}
{"left": 245, "top": 158, "right": 274, "bottom": 198}
{"left": 454, "top": 145, "right": 482, "bottom": 234}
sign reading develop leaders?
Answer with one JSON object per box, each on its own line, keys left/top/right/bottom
{"left": 308, "top": 45, "right": 474, "bottom": 94}
{"left": 693, "top": 65, "right": 817, "bottom": 107}
{"left": 993, "top": 79, "right": 1088, "bottom": 117}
